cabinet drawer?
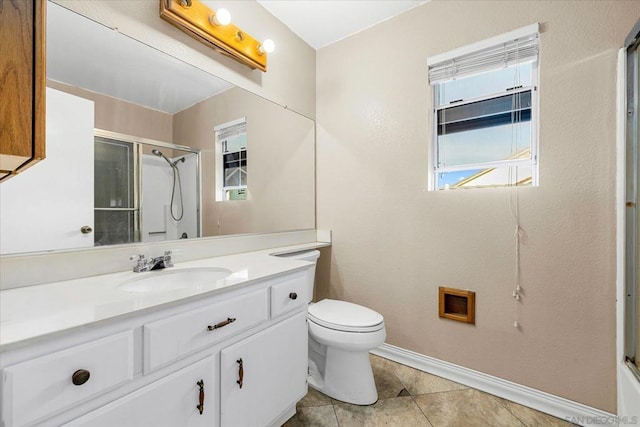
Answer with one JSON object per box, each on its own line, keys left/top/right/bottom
{"left": 270, "top": 271, "right": 309, "bottom": 318}
{"left": 2, "top": 331, "right": 134, "bottom": 427}
{"left": 144, "top": 288, "right": 268, "bottom": 372}
{"left": 64, "top": 355, "right": 217, "bottom": 427}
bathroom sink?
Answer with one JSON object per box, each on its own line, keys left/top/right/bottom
{"left": 119, "top": 267, "right": 232, "bottom": 293}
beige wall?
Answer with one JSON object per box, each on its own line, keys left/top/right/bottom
{"left": 47, "top": 80, "right": 173, "bottom": 142}
{"left": 55, "top": 0, "right": 316, "bottom": 119}
{"left": 173, "top": 87, "right": 315, "bottom": 236}
{"left": 316, "top": 0, "right": 640, "bottom": 412}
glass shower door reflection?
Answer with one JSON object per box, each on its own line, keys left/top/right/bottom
{"left": 92, "top": 132, "right": 200, "bottom": 247}
{"left": 94, "top": 137, "right": 139, "bottom": 246}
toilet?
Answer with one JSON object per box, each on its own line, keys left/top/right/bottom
{"left": 284, "top": 250, "right": 386, "bottom": 405}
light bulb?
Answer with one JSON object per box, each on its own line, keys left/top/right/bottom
{"left": 209, "top": 8, "right": 231, "bottom": 26}
{"left": 259, "top": 39, "right": 275, "bottom": 55}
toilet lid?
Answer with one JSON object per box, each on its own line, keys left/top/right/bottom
{"left": 308, "top": 299, "right": 384, "bottom": 332}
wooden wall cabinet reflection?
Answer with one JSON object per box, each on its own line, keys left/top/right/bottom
{"left": 0, "top": 0, "right": 46, "bottom": 181}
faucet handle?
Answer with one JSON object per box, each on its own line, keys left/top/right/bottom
{"left": 130, "top": 254, "right": 148, "bottom": 272}
{"left": 163, "top": 250, "right": 174, "bottom": 268}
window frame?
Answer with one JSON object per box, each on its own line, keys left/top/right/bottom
{"left": 215, "top": 117, "right": 248, "bottom": 201}
{"left": 428, "top": 24, "right": 540, "bottom": 191}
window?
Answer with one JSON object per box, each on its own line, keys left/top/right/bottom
{"left": 215, "top": 118, "right": 247, "bottom": 201}
{"left": 428, "top": 24, "right": 539, "bottom": 190}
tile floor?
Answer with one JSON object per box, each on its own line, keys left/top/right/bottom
{"left": 283, "top": 354, "right": 575, "bottom": 427}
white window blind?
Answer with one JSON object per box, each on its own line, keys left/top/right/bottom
{"left": 427, "top": 24, "right": 540, "bottom": 191}
{"left": 215, "top": 121, "right": 247, "bottom": 141}
{"left": 428, "top": 25, "right": 539, "bottom": 85}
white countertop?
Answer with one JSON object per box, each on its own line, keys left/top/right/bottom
{"left": 0, "top": 243, "right": 326, "bottom": 352}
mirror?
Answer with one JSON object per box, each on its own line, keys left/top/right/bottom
{"left": 0, "top": 1, "right": 315, "bottom": 256}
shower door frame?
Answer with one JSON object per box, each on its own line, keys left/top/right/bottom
{"left": 624, "top": 21, "right": 640, "bottom": 380}
{"left": 617, "top": 19, "right": 640, "bottom": 421}
{"left": 94, "top": 129, "right": 202, "bottom": 244}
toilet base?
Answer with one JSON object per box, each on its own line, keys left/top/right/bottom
{"left": 308, "top": 347, "right": 378, "bottom": 405}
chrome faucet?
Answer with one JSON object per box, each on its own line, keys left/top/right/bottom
{"left": 131, "top": 251, "right": 174, "bottom": 272}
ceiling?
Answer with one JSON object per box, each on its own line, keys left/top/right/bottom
{"left": 47, "top": 2, "right": 232, "bottom": 114}
{"left": 47, "top": 1, "right": 428, "bottom": 114}
{"left": 256, "top": 0, "right": 429, "bottom": 50}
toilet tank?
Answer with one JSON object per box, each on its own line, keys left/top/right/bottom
{"left": 277, "top": 250, "right": 320, "bottom": 303}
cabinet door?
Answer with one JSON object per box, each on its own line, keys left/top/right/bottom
{"left": 220, "top": 311, "right": 307, "bottom": 427}
{"left": 0, "top": 0, "right": 45, "bottom": 179}
{"left": 0, "top": 87, "right": 95, "bottom": 255}
{"left": 65, "top": 356, "right": 217, "bottom": 427}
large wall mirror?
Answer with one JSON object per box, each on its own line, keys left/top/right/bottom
{"left": 0, "top": 1, "right": 315, "bottom": 256}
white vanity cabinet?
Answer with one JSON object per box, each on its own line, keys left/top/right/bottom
{"left": 0, "top": 268, "right": 311, "bottom": 427}
{"left": 220, "top": 311, "right": 308, "bottom": 427}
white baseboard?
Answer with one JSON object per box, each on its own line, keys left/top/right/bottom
{"left": 372, "top": 343, "right": 617, "bottom": 427}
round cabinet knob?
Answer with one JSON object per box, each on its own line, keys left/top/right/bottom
{"left": 289, "top": 292, "right": 298, "bottom": 300}
{"left": 72, "top": 369, "right": 91, "bottom": 386}
{"left": 80, "top": 226, "right": 93, "bottom": 234}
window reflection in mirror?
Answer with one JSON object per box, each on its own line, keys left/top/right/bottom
{"left": 216, "top": 118, "right": 248, "bottom": 201}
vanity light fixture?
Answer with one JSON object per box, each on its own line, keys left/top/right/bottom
{"left": 160, "top": 0, "right": 270, "bottom": 71}
{"left": 258, "top": 39, "right": 275, "bottom": 55}
{"left": 209, "top": 7, "right": 231, "bottom": 26}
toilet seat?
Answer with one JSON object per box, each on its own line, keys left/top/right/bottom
{"left": 308, "top": 299, "right": 384, "bottom": 333}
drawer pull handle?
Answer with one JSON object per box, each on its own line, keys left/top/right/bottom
{"left": 289, "top": 292, "right": 298, "bottom": 300}
{"left": 72, "top": 369, "right": 91, "bottom": 386}
{"left": 237, "top": 358, "right": 244, "bottom": 389}
{"left": 196, "top": 380, "right": 205, "bottom": 415}
{"left": 207, "top": 317, "right": 236, "bottom": 331}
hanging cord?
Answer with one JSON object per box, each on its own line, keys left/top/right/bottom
{"left": 214, "top": 136, "right": 224, "bottom": 235}
{"left": 216, "top": 201, "right": 223, "bottom": 235}
{"left": 440, "top": 79, "right": 446, "bottom": 178}
{"left": 509, "top": 44, "right": 523, "bottom": 329}
{"left": 438, "top": 63, "right": 452, "bottom": 188}
{"left": 509, "top": 44, "right": 523, "bottom": 186}
{"left": 509, "top": 190, "right": 523, "bottom": 329}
